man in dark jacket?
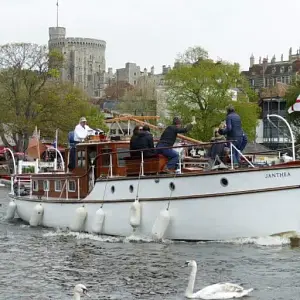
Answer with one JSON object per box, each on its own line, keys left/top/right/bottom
{"left": 130, "top": 125, "right": 155, "bottom": 158}
{"left": 156, "top": 117, "right": 193, "bottom": 172}
{"left": 219, "top": 106, "right": 247, "bottom": 164}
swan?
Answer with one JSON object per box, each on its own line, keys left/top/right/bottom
{"left": 73, "top": 284, "right": 90, "bottom": 299}
{"left": 184, "top": 260, "right": 253, "bottom": 299}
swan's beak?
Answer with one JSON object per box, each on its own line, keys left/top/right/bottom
{"left": 83, "top": 290, "right": 90, "bottom": 297}
{"left": 183, "top": 261, "right": 189, "bottom": 267}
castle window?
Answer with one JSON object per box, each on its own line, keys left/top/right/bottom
{"left": 288, "top": 66, "right": 293, "bottom": 72}
{"left": 280, "top": 66, "right": 285, "bottom": 73}
{"left": 272, "top": 67, "right": 276, "bottom": 74}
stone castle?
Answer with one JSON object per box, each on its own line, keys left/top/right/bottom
{"left": 48, "top": 26, "right": 106, "bottom": 97}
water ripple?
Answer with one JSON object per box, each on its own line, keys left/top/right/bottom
{"left": 0, "top": 189, "right": 300, "bottom": 299}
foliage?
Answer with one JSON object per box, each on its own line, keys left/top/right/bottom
{"left": 165, "top": 46, "right": 259, "bottom": 142}
{"left": 117, "top": 78, "right": 157, "bottom": 116}
{"left": 0, "top": 43, "right": 106, "bottom": 151}
{"left": 284, "top": 79, "right": 300, "bottom": 142}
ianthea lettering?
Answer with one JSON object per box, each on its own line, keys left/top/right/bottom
{"left": 265, "top": 172, "right": 291, "bottom": 179}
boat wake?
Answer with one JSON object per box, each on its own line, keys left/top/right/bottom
{"left": 206, "top": 236, "right": 290, "bottom": 247}
{"left": 42, "top": 229, "right": 174, "bottom": 244}
{"left": 42, "top": 229, "right": 290, "bottom": 246}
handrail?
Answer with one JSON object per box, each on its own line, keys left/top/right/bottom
{"left": 267, "top": 114, "right": 295, "bottom": 161}
{"left": 14, "top": 166, "right": 93, "bottom": 181}
{"left": 91, "top": 140, "right": 237, "bottom": 163}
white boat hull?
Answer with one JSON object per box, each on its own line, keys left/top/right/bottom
{"left": 10, "top": 166, "right": 300, "bottom": 240}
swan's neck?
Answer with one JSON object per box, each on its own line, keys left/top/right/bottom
{"left": 73, "top": 292, "right": 81, "bottom": 300}
{"left": 185, "top": 265, "right": 197, "bottom": 297}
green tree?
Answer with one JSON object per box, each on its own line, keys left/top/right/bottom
{"left": 284, "top": 79, "right": 300, "bottom": 142}
{"left": 0, "top": 43, "right": 106, "bottom": 151}
{"left": 165, "top": 46, "right": 259, "bottom": 141}
{"left": 117, "top": 78, "right": 157, "bottom": 116}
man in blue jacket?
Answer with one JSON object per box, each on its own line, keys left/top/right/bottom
{"left": 156, "top": 117, "right": 193, "bottom": 172}
{"left": 219, "top": 106, "right": 247, "bottom": 165}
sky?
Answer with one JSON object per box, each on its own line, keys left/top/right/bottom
{"left": 1, "top": 0, "right": 300, "bottom": 74}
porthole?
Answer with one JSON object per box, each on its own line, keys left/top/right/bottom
{"left": 111, "top": 186, "right": 115, "bottom": 193}
{"left": 129, "top": 185, "right": 134, "bottom": 193}
{"left": 169, "top": 182, "right": 175, "bottom": 191}
{"left": 220, "top": 178, "right": 228, "bottom": 187}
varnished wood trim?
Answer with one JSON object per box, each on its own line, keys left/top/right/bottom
{"left": 11, "top": 184, "right": 300, "bottom": 204}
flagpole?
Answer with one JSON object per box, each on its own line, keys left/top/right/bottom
{"left": 55, "top": 129, "right": 58, "bottom": 170}
{"left": 56, "top": 0, "right": 59, "bottom": 27}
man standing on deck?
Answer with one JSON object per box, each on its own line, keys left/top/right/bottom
{"left": 218, "top": 106, "right": 247, "bottom": 165}
{"left": 156, "top": 117, "right": 194, "bottom": 173}
{"left": 74, "top": 117, "right": 94, "bottom": 142}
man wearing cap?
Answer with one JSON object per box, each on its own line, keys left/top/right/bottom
{"left": 74, "top": 117, "right": 94, "bottom": 142}
{"left": 156, "top": 117, "right": 193, "bottom": 173}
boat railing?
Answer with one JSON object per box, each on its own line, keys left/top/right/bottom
{"left": 92, "top": 140, "right": 240, "bottom": 177}
{"left": 13, "top": 166, "right": 92, "bottom": 200}
{"left": 229, "top": 142, "right": 255, "bottom": 169}
{"left": 15, "top": 176, "right": 33, "bottom": 198}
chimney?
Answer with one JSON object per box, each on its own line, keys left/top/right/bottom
{"left": 250, "top": 54, "right": 255, "bottom": 68}
{"left": 150, "top": 66, "right": 154, "bottom": 75}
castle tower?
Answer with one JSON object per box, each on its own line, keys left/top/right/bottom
{"left": 49, "top": 27, "right": 66, "bottom": 40}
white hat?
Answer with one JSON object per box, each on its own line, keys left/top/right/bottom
{"left": 80, "top": 117, "right": 87, "bottom": 122}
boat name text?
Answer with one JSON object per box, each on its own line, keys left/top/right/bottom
{"left": 265, "top": 172, "right": 291, "bottom": 179}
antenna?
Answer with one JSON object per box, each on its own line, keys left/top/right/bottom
{"left": 56, "top": 0, "right": 59, "bottom": 27}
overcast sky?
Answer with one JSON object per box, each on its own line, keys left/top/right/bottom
{"left": 1, "top": 0, "right": 300, "bottom": 74}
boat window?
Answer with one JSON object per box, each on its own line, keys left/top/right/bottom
{"left": 220, "top": 178, "right": 228, "bottom": 187}
{"left": 129, "top": 185, "right": 134, "bottom": 193}
{"left": 33, "top": 180, "right": 38, "bottom": 191}
{"left": 55, "top": 180, "right": 62, "bottom": 192}
{"left": 117, "top": 147, "right": 128, "bottom": 167}
{"left": 101, "top": 147, "right": 112, "bottom": 167}
{"left": 68, "top": 180, "right": 76, "bottom": 192}
{"left": 77, "top": 150, "right": 86, "bottom": 168}
{"left": 169, "top": 182, "right": 175, "bottom": 191}
{"left": 43, "top": 180, "right": 49, "bottom": 192}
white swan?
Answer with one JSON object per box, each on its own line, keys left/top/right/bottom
{"left": 184, "top": 260, "right": 253, "bottom": 299}
{"left": 73, "top": 284, "right": 90, "bottom": 300}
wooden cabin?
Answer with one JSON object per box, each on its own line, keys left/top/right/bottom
{"left": 29, "top": 139, "right": 168, "bottom": 200}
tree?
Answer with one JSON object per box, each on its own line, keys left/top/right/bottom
{"left": 165, "top": 46, "right": 259, "bottom": 141}
{"left": 0, "top": 43, "right": 106, "bottom": 151}
{"left": 117, "top": 78, "right": 157, "bottom": 116}
{"left": 284, "top": 79, "right": 300, "bottom": 142}
{"left": 176, "top": 46, "right": 208, "bottom": 64}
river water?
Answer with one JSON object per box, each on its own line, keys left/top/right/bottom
{"left": 0, "top": 188, "right": 299, "bottom": 299}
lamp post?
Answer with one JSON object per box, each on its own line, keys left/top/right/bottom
{"left": 267, "top": 114, "right": 295, "bottom": 161}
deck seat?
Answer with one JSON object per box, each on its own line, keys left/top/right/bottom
{"left": 124, "top": 154, "right": 168, "bottom": 175}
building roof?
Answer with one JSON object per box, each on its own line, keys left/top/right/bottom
{"left": 259, "top": 82, "right": 289, "bottom": 98}
{"left": 243, "top": 142, "right": 275, "bottom": 154}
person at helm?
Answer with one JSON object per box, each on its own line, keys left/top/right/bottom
{"left": 156, "top": 117, "right": 193, "bottom": 172}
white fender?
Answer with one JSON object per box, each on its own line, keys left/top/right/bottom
{"left": 92, "top": 207, "right": 105, "bottom": 234}
{"left": 70, "top": 206, "right": 87, "bottom": 232}
{"left": 152, "top": 209, "right": 171, "bottom": 240}
{"left": 129, "top": 200, "right": 141, "bottom": 228}
{"left": 5, "top": 200, "right": 17, "bottom": 220}
{"left": 29, "top": 203, "right": 44, "bottom": 227}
